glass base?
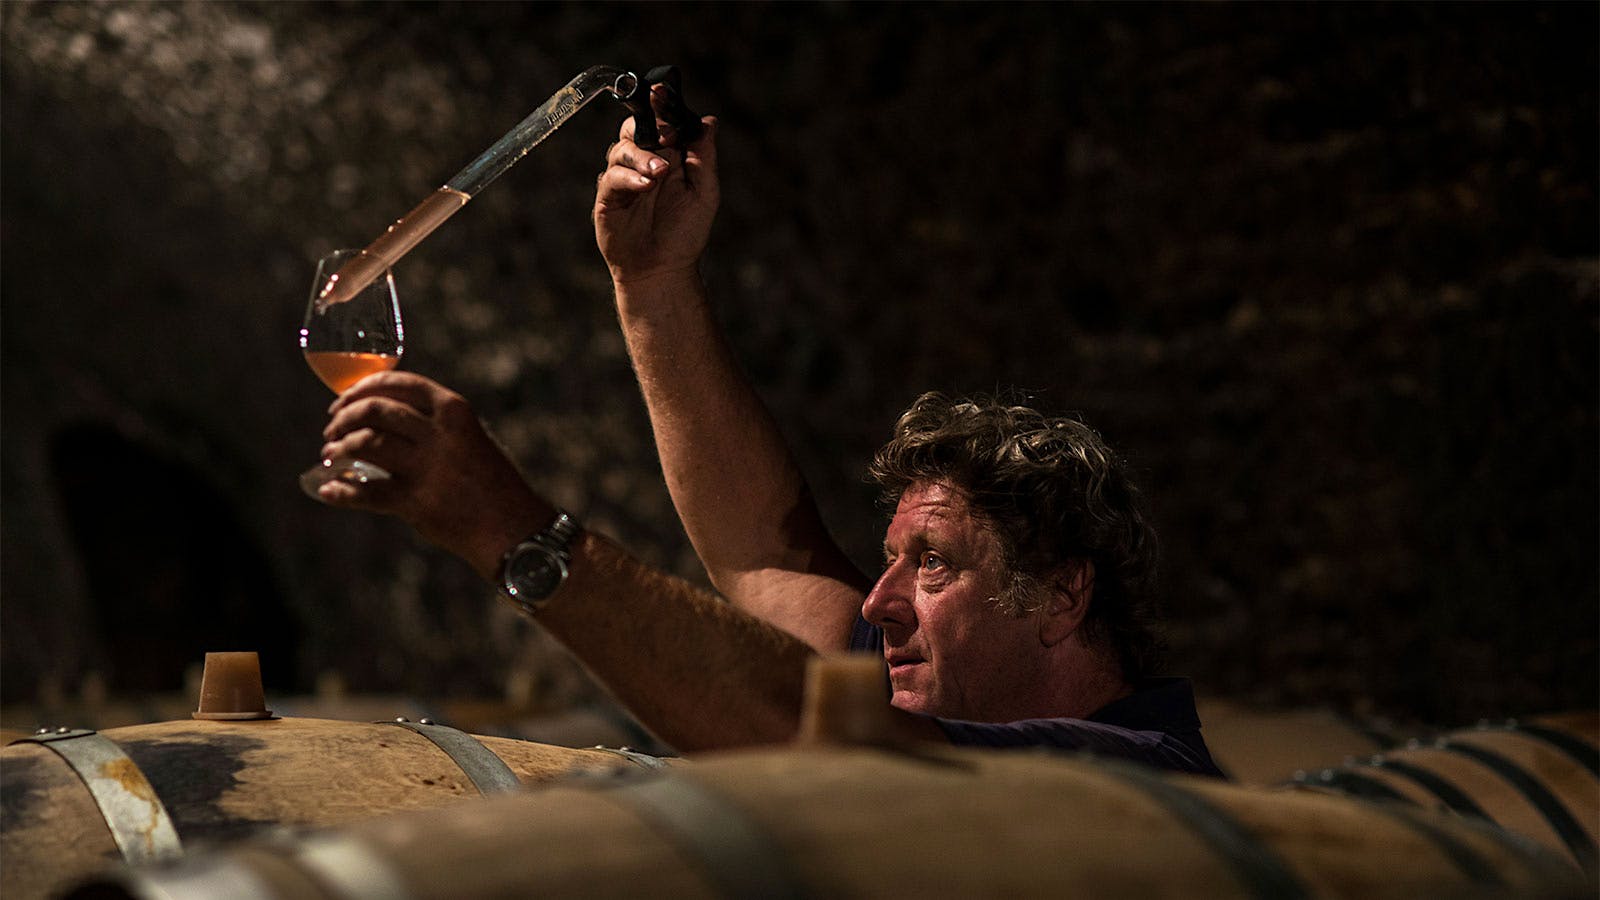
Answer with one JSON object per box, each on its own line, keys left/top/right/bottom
{"left": 299, "top": 458, "right": 391, "bottom": 500}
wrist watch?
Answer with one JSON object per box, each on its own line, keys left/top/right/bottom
{"left": 499, "top": 511, "right": 580, "bottom": 614}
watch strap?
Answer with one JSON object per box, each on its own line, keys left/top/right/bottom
{"left": 539, "top": 510, "right": 580, "bottom": 553}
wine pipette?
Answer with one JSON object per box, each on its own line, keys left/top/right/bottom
{"left": 317, "top": 65, "right": 700, "bottom": 310}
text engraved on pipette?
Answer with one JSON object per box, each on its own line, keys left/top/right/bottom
{"left": 542, "top": 88, "right": 582, "bottom": 130}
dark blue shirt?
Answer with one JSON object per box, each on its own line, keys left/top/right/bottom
{"left": 849, "top": 617, "right": 1224, "bottom": 778}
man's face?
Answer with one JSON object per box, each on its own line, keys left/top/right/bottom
{"left": 862, "top": 480, "right": 1047, "bottom": 721}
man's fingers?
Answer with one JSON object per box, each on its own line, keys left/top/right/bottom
{"left": 324, "top": 396, "right": 432, "bottom": 444}
{"left": 315, "top": 474, "right": 400, "bottom": 511}
{"left": 685, "top": 116, "right": 718, "bottom": 169}
{"left": 594, "top": 165, "right": 660, "bottom": 218}
{"left": 315, "top": 478, "right": 362, "bottom": 507}
{"left": 328, "top": 370, "right": 448, "bottom": 416}
{"left": 606, "top": 137, "right": 671, "bottom": 177}
{"left": 597, "top": 162, "right": 658, "bottom": 196}
{"left": 319, "top": 426, "right": 413, "bottom": 471}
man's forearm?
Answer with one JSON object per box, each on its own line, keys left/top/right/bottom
{"left": 613, "top": 271, "right": 869, "bottom": 649}
{"left": 528, "top": 528, "right": 814, "bottom": 752}
{"left": 315, "top": 368, "right": 823, "bottom": 751}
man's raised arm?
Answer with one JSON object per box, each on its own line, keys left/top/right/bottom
{"left": 592, "top": 99, "right": 869, "bottom": 651}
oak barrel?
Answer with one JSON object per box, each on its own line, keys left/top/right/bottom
{"left": 1288, "top": 714, "right": 1600, "bottom": 878}
{"left": 1195, "top": 698, "right": 1411, "bottom": 785}
{"left": 69, "top": 744, "right": 1586, "bottom": 899}
{"left": 1, "top": 716, "right": 669, "bottom": 900}
{"left": 0, "top": 728, "right": 33, "bottom": 745}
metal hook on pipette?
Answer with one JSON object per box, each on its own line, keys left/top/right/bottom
{"left": 613, "top": 66, "right": 705, "bottom": 151}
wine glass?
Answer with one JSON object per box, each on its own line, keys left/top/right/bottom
{"left": 297, "top": 248, "right": 404, "bottom": 498}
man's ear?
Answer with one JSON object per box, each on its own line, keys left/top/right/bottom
{"left": 1039, "top": 560, "right": 1094, "bottom": 647}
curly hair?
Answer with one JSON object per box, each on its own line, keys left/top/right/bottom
{"left": 868, "top": 391, "right": 1163, "bottom": 681}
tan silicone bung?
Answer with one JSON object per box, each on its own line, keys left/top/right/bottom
{"left": 192, "top": 651, "right": 274, "bottom": 720}
{"left": 797, "top": 654, "right": 895, "bottom": 746}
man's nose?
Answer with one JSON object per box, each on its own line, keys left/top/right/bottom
{"left": 861, "top": 560, "right": 914, "bottom": 628}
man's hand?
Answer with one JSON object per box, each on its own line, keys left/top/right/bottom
{"left": 594, "top": 85, "right": 719, "bottom": 286}
{"left": 317, "top": 372, "right": 553, "bottom": 580}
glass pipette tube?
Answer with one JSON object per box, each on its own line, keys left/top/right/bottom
{"left": 318, "top": 66, "right": 637, "bottom": 310}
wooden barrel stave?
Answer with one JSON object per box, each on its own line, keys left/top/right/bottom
{"left": 1, "top": 743, "right": 117, "bottom": 899}
{"left": 1, "top": 717, "right": 668, "bottom": 900}
{"left": 69, "top": 745, "right": 1588, "bottom": 900}
{"left": 0, "top": 728, "right": 35, "bottom": 745}
{"left": 1289, "top": 722, "right": 1600, "bottom": 878}
{"left": 1194, "top": 699, "right": 1404, "bottom": 786}
{"left": 1529, "top": 712, "right": 1600, "bottom": 748}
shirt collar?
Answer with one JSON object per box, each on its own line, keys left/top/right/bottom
{"left": 1086, "top": 676, "right": 1203, "bottom": 734}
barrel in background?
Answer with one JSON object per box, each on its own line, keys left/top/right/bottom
{"left": 67, "top": 744, "right": 1588, "bottom": 900}
{"left": 1288, "top": 714, "right": 1600, "bottom": 878}
{"left": 1195, "top": 697, "right": 1415, "bottom": 785}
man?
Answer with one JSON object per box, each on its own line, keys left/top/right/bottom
{"left": 317, "top": 98, "right": 1220, "bottom": 776}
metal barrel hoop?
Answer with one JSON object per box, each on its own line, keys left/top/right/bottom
{"left": 376, "top": 718, "right": 521, "bottom": 795}
{"left": 16, "top": 727, "right": 183, "bottom": 863}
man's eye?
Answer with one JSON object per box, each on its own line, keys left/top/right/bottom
{"left": 920, "top": 553, "right": 946, "bottom": 572}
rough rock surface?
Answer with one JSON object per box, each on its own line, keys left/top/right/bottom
{"left": 2, "top": 3, "right": 1593, "bottom": 728}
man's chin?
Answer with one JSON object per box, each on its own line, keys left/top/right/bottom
{"left": 889, "top": 690, "right": 939, "bottom": 717}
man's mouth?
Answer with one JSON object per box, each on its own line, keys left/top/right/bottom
{"left": 885, "top": 653, "right": 923, "bottom": 675}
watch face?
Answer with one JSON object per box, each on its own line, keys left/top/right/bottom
{"left": 504, "top": 543, "right": 568, "bottom": 600}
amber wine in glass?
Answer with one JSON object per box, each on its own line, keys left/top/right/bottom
{"left": 298, "top": 248, "right": 403, "bottom": 497}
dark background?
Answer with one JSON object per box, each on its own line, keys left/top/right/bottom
{"left": 2, "top": 2, "right": 1594, "bottom": 730}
